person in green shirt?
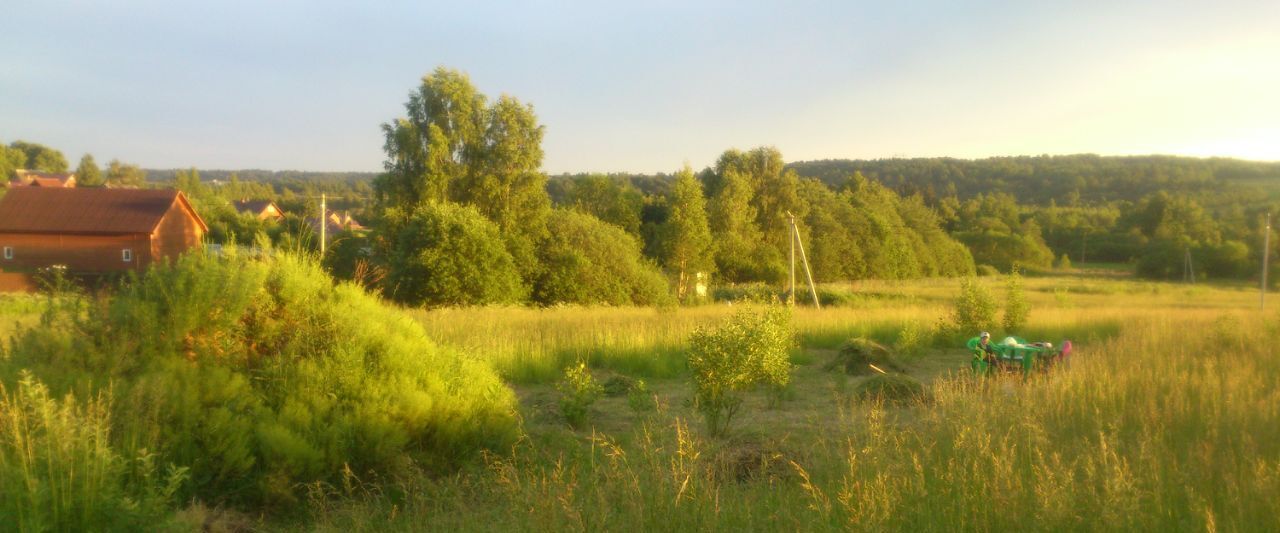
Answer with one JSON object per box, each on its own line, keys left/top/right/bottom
{"left": 968, "top": 331, "right": 998, "bottom": 367}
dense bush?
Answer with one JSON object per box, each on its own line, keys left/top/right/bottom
{"left": 533, "top": 209, "right": 673, "bottom": 306}
{"left": 687, "top": 307, "right": 794, "bottom": 436}
{"left": 4, "top": 252, "right": 520, "bottom": 506}
{"left": 383, "top": 202, "right": 526, "bottom": 306}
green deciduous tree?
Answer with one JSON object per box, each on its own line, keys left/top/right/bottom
{"left": 174, "top": 167, "right": 206, "bottom": 197}
{"left": 378, "top": 67, "right": 552, "bottom": 285}
{"left": 377, "top": 67, "right": 485, "bottom": 209}
{"left": 105, "top": 159, "right": 146, "bottom": 188}
{"left": 0, "top": 143, "right": 28, "bottom": 180}
{"left": 707, "top": 166, "right": 776, "bottom": 282}
{"left": 705, "top": 147, "right": 804, "bottom": 283}
{"left": 9, "top": 141, "right": 68, "bottom": 173}
{"left": 75, "top": 154, "right": 103, "bottom": 187}
{"left": 656, "top": 165, "right": 713, "bottom": 300}
{"left": 560, "top": 174, "right": 644, "bottom": 237}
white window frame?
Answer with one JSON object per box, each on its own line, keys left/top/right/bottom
{"left": 2, "top": 247, "right": 11, "bottom": 260}
{"left": 122, "top": 248, "right": 133, "bottom": 263}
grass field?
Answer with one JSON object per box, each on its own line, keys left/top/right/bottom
{"left": 284, "top": 274, "right": 1280, "bottom": 531}
{"left": 2, "top": 272, "right": 1277, "bottom": 531}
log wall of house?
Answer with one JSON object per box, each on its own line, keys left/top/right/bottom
{"left": 0, "top": 233, "right": 151, "bottom": 273}
{"left": 151, "top": 204, "right": 205, "bottom": 263}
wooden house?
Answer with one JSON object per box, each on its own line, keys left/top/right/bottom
{"left": 11, "top": 170, "right": 76, "bottom": 188}
{"left": 0, "top": 188, "right": 207, "bottom": 274}
{"left": 233, "top": 199, "right": 285, "bottom": 221}
{"left": 309, "top": 211, "right": 365, "bottom": 245}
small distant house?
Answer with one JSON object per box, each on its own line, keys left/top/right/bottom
{"left": 233, "top": 199, "right": 285, "bottom": 221}
{"left": 309, "top": 211, "right": 365, "bottom": 244}
{"left": 0, "top": 188, "right": 207, "bottom": 274}
{"left": 11, "top": 170, "right": 76, "bottom": 188}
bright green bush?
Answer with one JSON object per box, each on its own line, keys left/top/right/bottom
{"left": 384, "top": 202, "right": 526, "bottom": 306}
{"left": 5, "top": 251, "right": 520, "bottom": 507}
{"left": 557, "top": 362, "right": 603, "bottom": 428}
{"left": 1002, "top": 270, "right": 1030, "bottom": 332}
{"left": 951, "top": 278, "right": 997, "bottom": 336}
{"left": 0, "top": 373, "right": 186, "bottom": 531}
{"left": 687, "top": 307, "right": 794, "bottom": 436}
{"left": 533, "top": 209, "right": 673, "bottom": 306}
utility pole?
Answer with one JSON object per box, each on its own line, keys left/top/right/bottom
{"left": 319, "top": 193, "right": 327, "bottom": 256}
{"left": 786, "top": 211, "right": 820, "bottom": 309}
{"left": 1262, "top": 212, "right": 1271, "bottom": 310}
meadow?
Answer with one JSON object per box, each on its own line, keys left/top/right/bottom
{"left": 297, "top": 272, "right": 1279, "bottom": 531}
{"left": 2, "top": 267, "right": 1278, "bottom": 531}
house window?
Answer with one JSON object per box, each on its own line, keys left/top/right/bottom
{"left": 2, "top": 247, "right": 11, "bottom": 260}
{"left": 122, "top": 249, "right": 133, "bottom": 262}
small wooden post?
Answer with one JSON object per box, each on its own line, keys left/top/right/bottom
{"left": 319, "top": 193, "right": 327, "bottom": 256}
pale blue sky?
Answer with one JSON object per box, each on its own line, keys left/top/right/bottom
{"left": 3, "top": 1, "right": 1278, "bottom": 173}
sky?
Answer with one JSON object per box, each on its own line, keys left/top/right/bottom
{"left": 3, "top": 0, "right": 1279, "bottom": 174}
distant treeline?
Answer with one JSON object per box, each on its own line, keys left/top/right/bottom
{"left": 787, "top": 155, "right": 1280, "bottom": 205}
{"left": 12, "top": 120, "right": 1280, "bottom": 288}
{"left": 787, "top": 155, "right": 1280, "bottom": 282}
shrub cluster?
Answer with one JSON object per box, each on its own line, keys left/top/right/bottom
{"left": 382, "top": 202, "right": 526, "bottom": 306}
{"left": 687, "top": 307, "right": 794, "bottom": 436}
{"left": 557, "top": 362, "right": 603, "bottom": 428}
{"left": 533, "top": 209, "right": 673, "bottom": 306}
{"left": 951, "top": 278, "right": 997, "bottom": 336}
{"left": 1002, "top": 270, "right": 1030, "bottom": 332}
{"left": 4, "top": 252, "right": 520, "bottom": 506}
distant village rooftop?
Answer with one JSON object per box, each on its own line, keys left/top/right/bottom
{"left": 11, "top": 169, "right": 76, "bottom": 188}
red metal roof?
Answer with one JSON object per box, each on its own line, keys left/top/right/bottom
{"left": 0, "top": 188, "right": 207, "bottom": 235}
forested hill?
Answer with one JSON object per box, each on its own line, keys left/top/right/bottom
{"left": 145, "top": 168, "right": 377, "bottom": 185}
{"left": 787, "top": 155, "right": 1280, "bottom": 206}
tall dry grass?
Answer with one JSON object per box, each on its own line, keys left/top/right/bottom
{"left": 300, "top": 284, "right": 1280, "bottom": 532}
